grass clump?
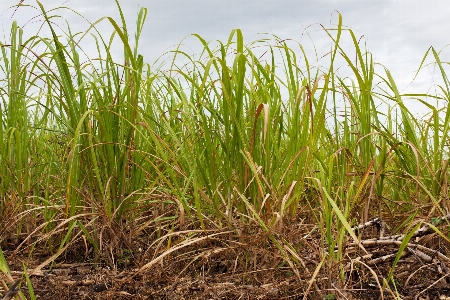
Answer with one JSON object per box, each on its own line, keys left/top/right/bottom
{"left": 1, "top": 1, "right": 450, "bottom": 298}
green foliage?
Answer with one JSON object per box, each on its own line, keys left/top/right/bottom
{"left": 0, "top": 1, "right": 449, "bottom": 285}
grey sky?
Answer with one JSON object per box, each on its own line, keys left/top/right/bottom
{"left": 1, "top": 0, "right": 450, "bottom": 102}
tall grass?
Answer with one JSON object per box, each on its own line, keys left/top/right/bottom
{"left": 0, "top": 0, "right": 449, "bottom": 284}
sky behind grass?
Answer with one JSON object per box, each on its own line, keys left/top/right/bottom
{"left": 1, "top": 0, "right": 450, "bottom": 113}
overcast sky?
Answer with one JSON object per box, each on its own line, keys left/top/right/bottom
{"left": 1, "top": 0, "right": 450, "bottom": 107}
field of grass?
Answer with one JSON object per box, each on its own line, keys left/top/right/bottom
{"left": 1, "top": 1, "right": 450, "bottom": 299}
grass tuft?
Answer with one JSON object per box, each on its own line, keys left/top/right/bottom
{"left": 1, "top": 1, "right": 450, "bottom": 298}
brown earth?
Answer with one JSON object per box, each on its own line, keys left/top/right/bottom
{"left": 2, "top": 216, "right": 450, "bottom": 299}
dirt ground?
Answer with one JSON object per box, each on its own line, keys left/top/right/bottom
{"left": 2, "top": 218, "right": 450, "bottom": 299}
